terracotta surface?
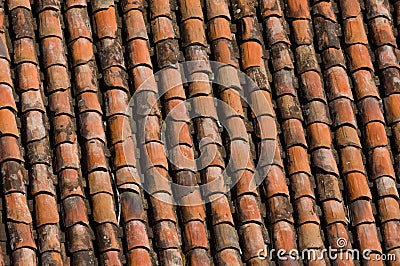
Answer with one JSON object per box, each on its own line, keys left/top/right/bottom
{"left": 0, "top": 0, "right": 398, "bottom": 265}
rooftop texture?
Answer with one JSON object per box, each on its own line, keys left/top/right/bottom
{"left": 0, "top": 0, "right": 399, "bottom": 265}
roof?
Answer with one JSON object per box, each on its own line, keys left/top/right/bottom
{"left": 0, "top": 0, "right": 399, "bottom": 265}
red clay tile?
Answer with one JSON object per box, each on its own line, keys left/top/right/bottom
{"left": 31, "top": 163, "right": 55, "bottom": 192}
{"left": 181, "top": 19, "right": 207, "bottom": 47}
{"left": 216, "top": 65, "right": 241, "bottom": 90}
{"left": 335, "top": 126, "right": 361, "bottom": 149}
{"left": 7, "top": 222, "right": 36, "bottom": 250}
{"left": 91, "top": 193, "right": 118, "bottom": 224}
{"left": 205, "top": 0, "right": 230, "bottom": 20}
{"left": 125, "top": 222, "right": 151, "bottom": 251}
{"left": 264, "top": 17, "right": 289, "bottom": 47}
{"left": 179, "top": 0, "right": 203, "bottom": 21}
{"left": 155, "top": 39, "right": 181, "bottom": 68}
{"left": 213, "top": 223, "right": 240, "bottom": 251}
{"left": 153, "top": 220, "right": 180, "bottom": 250}
{"left": 48, "top": 90, "right": 74, "bottom": 116}
{"left": 324, "top": 66, "right": 353, "bottom": 101}
{"left": 260, "top": 0, "right": 282, "bottom": 18}
{"left": 62, "top": 196, "right": 89, "bottom": 227}
{"left": 58, "top": 169, "right": 84, "bottom": 199}
{"left": 36, "top": 0, "right": 61, "bottom": 12}
{"left": 370, "top": 17, "right": 396, "bottom": 47}
{"left": 345, "top": 172, "right": 372, "bottom": 201}
{"left": 84, "top": 140, "right": 108, "bottom": 172}
{"left": 65, "top": 8, "right": 91, "bottom": 41}
{"left": 291, "top": 19, "right": 313, "bottom": 46}
{"left": 0, "top": 109, "right": 19, "bottom": 137}
{"left": 350, "top": 199, "right": 375, "bottom": 225}
{"left": 290, "top": 172, "right": 315, "bottom": 200}
{"left": 314, "top": 17, "right": 340, "bottom": 51}
{"left": 15, "top": 63, "right": 40, "bottom": 91}
{"left": 287, "top": 146, "right": 311, "bottom": 174}
{"left": 127, "top": 39, "right": 152, "bottom": 69}
{"left": 311, "top": 149, "right": 339, "bottom": 176}
{"left": 38, "top": 10, "right": 62, "bottom": 39}
{"left": 238, "top": 17, "right": 262, "bottom": 43}
{"left": 6, "top": 193, "right": 32, "bottom": 223}
{"left": 294, "top": 197, "right": 320, "bottom": 225}
{"left": 381, "top": 220, "right": 400, "bottom": 250}
{"left": 20, "top": 90, "right": 45, "bottom": 113}
{"left": 272, "top": 221, "right": 298, "bottom": 252}
{"left": 343, "top": 15, "right": 368, "bottom": 45}
{"left": 127, "top": 248, "right": 152, "bottom": 266}
{"left": 268, "top": 196, "right": 295, "bottom": 224}
{"left": 35, "top": 194, "right": 59, "bottom": 226}
{"left": 376, "top": 45, "right": 400, "bottom": 70}
{"left": 370, "top": 147, "right": 395, "bottom": 179}
{"left": 103, "top": 67, "right": 128, "bottom": 91}
{"left": 238, "top": 223, "right": 265, "bottom": 261}
{"left": 346, "top": 44, "right": 374, "bottom": 72}
{"left": 0, "top": 136, "right": 23, "bottom": 163}
{"left": 46, "top": 65, "right": 71, "bottom": 93}
{"left": 0, "top": 59, "right": 12, "bottom": 88}
{"left": 26, "top": 138, "right": 52, "bottom": 165}
{"left": 356, "top": 223, "right": 382, "bottom": 253}
{"left": 112, "top": 137, "right": 138, "bottom": 169}
{"left": 358, "top": 97, "right": 385, "bottom": 125}
{"left": 91, "top": 0, "right": 114, "bottom": 12}
{"left": 37, "top": 225, "right": 62, "bottom": 253}
{"left": 351, "top": 69, "right": 380, "bottom": 100}
{"left": 13, "top": 38, "right": 37, "bottom": 65}
{"left": 215, "top": 249, "right": 242, "bottom": 266}
{"left": 270, "top": 43, "right": 293, "bottom": 71}
{"left": 1, "top": 161, "right": 25, "bottom": 194}
{"left": 70, "top": 38, "right": 94, "bottom": 67}
{"left": 329, "top": 98, "right": 357, "bottom": 128}
{"left": 304, "top": 101, "right": 331, "bottom": 126}
{"left": 7, "top": 0, "right": 31, "bottom": 10}
{"left": 381, "top": 67, "right": 400, "bottom": 96}
{"left": 322, "top": 200, "right": 347, "bottom": 225}
{"left": 66, "top": 224, "right": 93, "bottom": 253}
{"left": 42, "top": 37, "right": 68, "bottom": 68}
{"left": 378, "top": 197, "right": 400, "bottom": 223}
{"left": 151, "top": 17, "right": 175, "bottom": 43}
{"left": 76, "top": 92, "right": 102, "bottom": 114}
{"left": 286, "top": 0, "right": 310, "bottom": 19}
{"left": 10, "top": 8, "right": 35, "bottom": 39}
{"left": 312, "top": 1, "right": 336, "bottom": 22}
{"left": 73, "top": 62, "right": 98, "bottom": 94}
{"left": 97, "top": 39, "right": 125, "bottom": 70}
{"left": 94, "top": 8, "right": 118, "bottom": 39}
{"left": 297, "top": 223, "right": 324, "bottom": 250}
{"left": 79, "top": 113, "right": 106, "bottom": 142}
{"left": 208, "top": 17, "right": 232, "bottom": 42}
{"left": 186, "top": 73, "right": 212, "bottom": 97}
{"left": 296, "top": 47, "right": 321, "bottom": 74}
{"left": 364, "top": 0, "right": 391, "bottom": 20}
{"left": 338, "top": 0, "right": 361, "bottom": 19}
{"left": 149, "top": 0, "right": 171, "bottom": 18}
{"left": 364, "top": 122, "right": 388, "bottom": 150}
{"left": 321, "top": 47, "right": 346, "bottom": 70}
{"left": 300, "top": 71, "right": 326, "bottom": 102}
{"left": 277, "top": 95, "right": 302, "bottom": 121}
{"left": 54, "top": 143, "right": 80, "bottom": 172}
{"left": 384, "top": 94, "right": 400, "bottom": 125}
